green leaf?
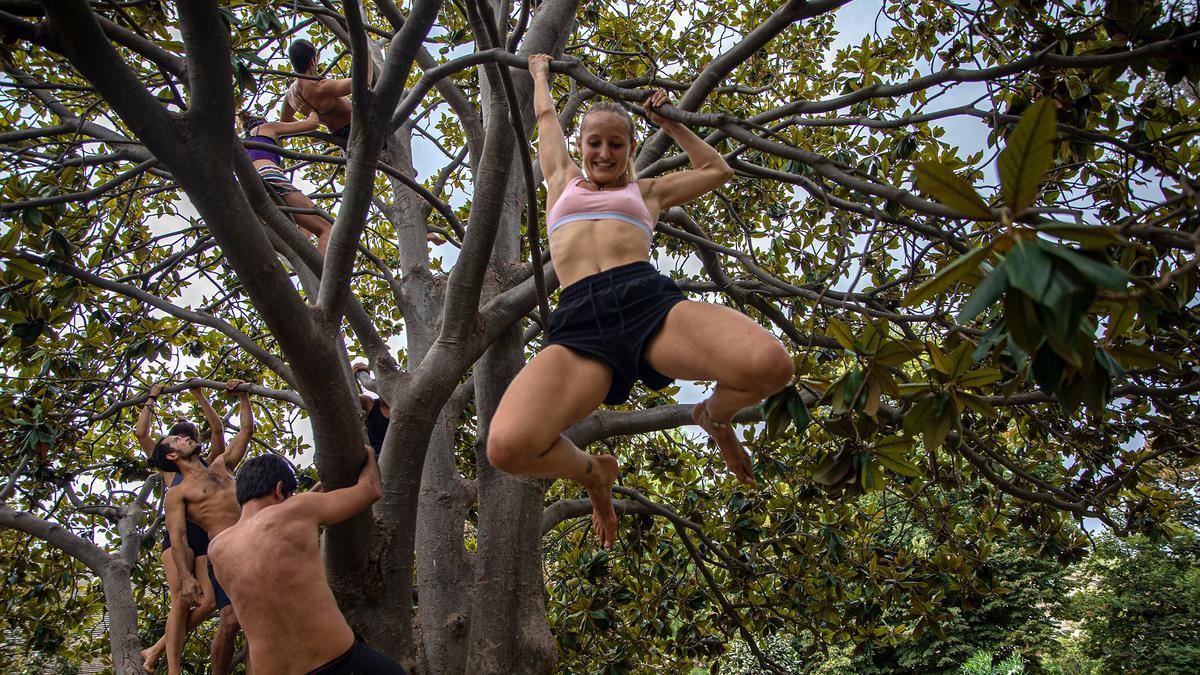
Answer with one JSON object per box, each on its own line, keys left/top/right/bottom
{"left": 1037, "top": 240, "right": 1129, "bottom": 291}
{"left": 875, "top": 340, "right": 920, "bottom": 366}
{"left": 1004, "top": 290, "right": 1044, "bottom": 355}
{"left": 0, "top": 225, "right": 19, "bottom": 251}
{"left": 904, "top": 243, "right": 994, "bottom": 307}
{"left": 1035, "top": 222, "right": 1127, "bottom": 249}
{"left": 998, "top": 98, "right": 1057, "bottom": 215}
{"left": 786, "top": 394, "right": 811, "bottom": 434}
{"left": 913, "top": 162, "right": 995, "bottom": 220}
{"left": 924, "top": 410, "right": 954, "bottom": 452}
{"left": 1004, "top": 239, "right": 1053, "bottom": 302}
{"left": 827, "top": 317, "right": 857, "bottom": 352}
{"left": 861, "top": 460, "right": 884, "bottom": 491}
{"left": 957, "top": 368, "right": 1001, "bottom": 388}
{"left": 812, "top": 449, "right": 854, "bottom": 486}
{"left": 1031, "top": 344, "right": 1065, "bottom": 395}
{"left": 216, "top": 6, "right": 238, "bottom": 28}
{"left": 956, "top": 262, "right": 1010, "bottom": 324}
{"left": 875, "top": 451, "right": 921, "bottom": 478}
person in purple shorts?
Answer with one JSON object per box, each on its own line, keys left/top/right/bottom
{"left": 239, "top": 110, "right": 332, "bottom": 254}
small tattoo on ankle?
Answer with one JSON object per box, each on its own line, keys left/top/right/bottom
{"left": 585, "top": 459, "right": 593, "bottom": 474}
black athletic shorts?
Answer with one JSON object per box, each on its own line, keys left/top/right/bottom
{"left": 330, "top": 124, "right": 351, "bottom": 149}
{"left": 207, "top": 560, "right": 231, "bottom": 610}
{"left": 545, "top": 261, "right": 686, "bottom": 405}
{"left": 161, "top": 519, "right": 210, "bottom": 557}
{"left": 307, "top": 640, "right": 408, "bottom": 674}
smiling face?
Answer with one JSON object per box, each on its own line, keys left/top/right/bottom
{"left": 578, "top": 110, "right": 635, "bottom": 187}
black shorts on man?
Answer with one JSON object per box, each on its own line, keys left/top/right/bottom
{"left": 306, "top": 639, "right": 408, "bottom": 674}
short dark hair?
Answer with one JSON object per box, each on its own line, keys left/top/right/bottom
{"left": 151, "top": 437, "right": 180, "bottom": 473}
{"left": 168, "top": 419, "right": 198, "bottom": 441}
{"left": 236, "top": 454, "right": 297, "bottom": 505}
{"left": 288, "top": 39, "right": 317, "bottom": 72}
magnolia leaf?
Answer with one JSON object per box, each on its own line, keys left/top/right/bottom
{"left": 957, "top": 263, "right": 1010, "bottom": 324}
{"left": 957, "top": 392, "right": 998, "bottom": 419}
{"left": 957, "top": 367, "right": 1002, "bottom": 388}
{"left": 904, "top": 243, "right": 994, "bottom": 307}
{"left": 874, "top": 451, "right": 921, "bottom": 478}
{"left": 827, "top": 317, "right": 857, "bottom": 352}
{"left": 1105, "top": 343, "right": 1176, "bottom": 369}
{"left": 861, "top": 460, "right": 884, "bottom": 492}
{"left": 1035, "top": 223, "right": 1127, "bottom": 249}
{"left": 786, "top": 394, "right": 811, "bottom": 433}
{"left": 1004, "top": 239, "right": 1054, "bottom": 302}
{"left": 812, "top": 449, "right": 854, "bottom": 486}
{"left": 875, "top": 339, "right": 920, "bottom": 366}
{"left": 924, "top": 409, "right": 955, "bottom": 452}
{"left": 1037, "top": 241, "right": 1129, "bottom": 291}
{"left": 873, "top": 434, "right": 913, "bottom": 458}
{"left": 998, "top": 98, "right": 1057, "bottom": 215}
{"left": 913, "top": 162, "right": 995, "bottom": 220}
{"left": 1105, "top": 301, "right": 1137, "bottom": 340}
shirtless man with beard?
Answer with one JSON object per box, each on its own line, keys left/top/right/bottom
{"left": 207, "top": 447, "right": 406, "bottom": 673}
{"left": 157, "top": 379, "right": 254, "bottom": 674}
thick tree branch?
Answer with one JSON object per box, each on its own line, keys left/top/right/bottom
{"left": 10, "top": 251, "right": 295, "bottom": 384}
{"left": 636, "top": 0, "right": 851, "bottom": 170}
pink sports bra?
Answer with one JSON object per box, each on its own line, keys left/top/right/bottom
{"left": 546, "top": 176, "right": 655, "bottom": 236}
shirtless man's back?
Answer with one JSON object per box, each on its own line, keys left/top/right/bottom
{"left": 208, "top": 449, "right": 405, "bottom": 674}
{"left": 282, "top": 39, "right": 369, "bottom": 146}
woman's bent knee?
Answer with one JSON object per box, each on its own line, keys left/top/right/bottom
{"left": 739, "top": 339, "right": 793, "bottom": 395}
{"left": 486, "top": 429, "right": 525, "bottom": 474}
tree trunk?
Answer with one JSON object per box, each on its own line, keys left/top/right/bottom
{"left": 101, "top": 560, "right": 143, "bottom": 675}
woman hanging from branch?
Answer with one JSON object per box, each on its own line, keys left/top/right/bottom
{"left": 487, "top": 54, "right": 794, "bottom": 548}
{"left": 238, "top": 110, "right": 333, "bottom": 255}
{"left": 134, "top": 383, "right": 233, "bottom": 674}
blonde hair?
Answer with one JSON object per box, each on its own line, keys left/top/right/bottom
{"left": 580, "top": 101, "right": 636, "bottom": 184}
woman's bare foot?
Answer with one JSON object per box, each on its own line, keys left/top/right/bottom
{"left": 580, "top": 454, "right": 620, "bottom": 548}
{"left": 692, "top": 401, "right": 756, "bottom": 485}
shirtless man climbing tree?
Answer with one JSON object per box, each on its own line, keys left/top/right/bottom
{"left": 158, "top": 379, "right": 254, "bottom": 674}
{"left": 207, "top": 447, "right": 406, "bottom": 673}
{"left": 280, "top": 39, "right": 372, "bottom": 149}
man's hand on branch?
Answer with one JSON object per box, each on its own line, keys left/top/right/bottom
{"left": 225, "top": 379, "right": 247, "bottom": 397}
{"left": 528, "top": 53, "right": 552, "bottom": 81}
{"left": 149, "top": 382, "right": 166, "bottom": 398}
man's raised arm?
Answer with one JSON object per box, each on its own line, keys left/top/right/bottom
{"left": 219, "top": 380, "right": 254, "bottom": 472}
{"left": 288, "top": 446, "right": 381, "bottom": 526}
{"left": 134, "top": 382, "right": 164, "bottom": 456}
{"left": 191, "top": 386, "right": 226, "bottom": 462}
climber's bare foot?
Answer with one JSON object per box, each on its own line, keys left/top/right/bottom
{"left": 140, "top": 645, "right": 159, "bottom": 673}
{"left": 580, "top": 454, "right": 619, "bottom": 548}
{"left": 693, "top": 401, "right": 756, "bottom": 485}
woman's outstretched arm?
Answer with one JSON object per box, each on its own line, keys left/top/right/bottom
{"left": 641, "top": 90, "right": 733, "bottom": 210}
{"left": 257, "top": 112, "right": 320, "bottom": 139}
{"left": 529, "top": 54, "right": 581, "bottom": 194}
